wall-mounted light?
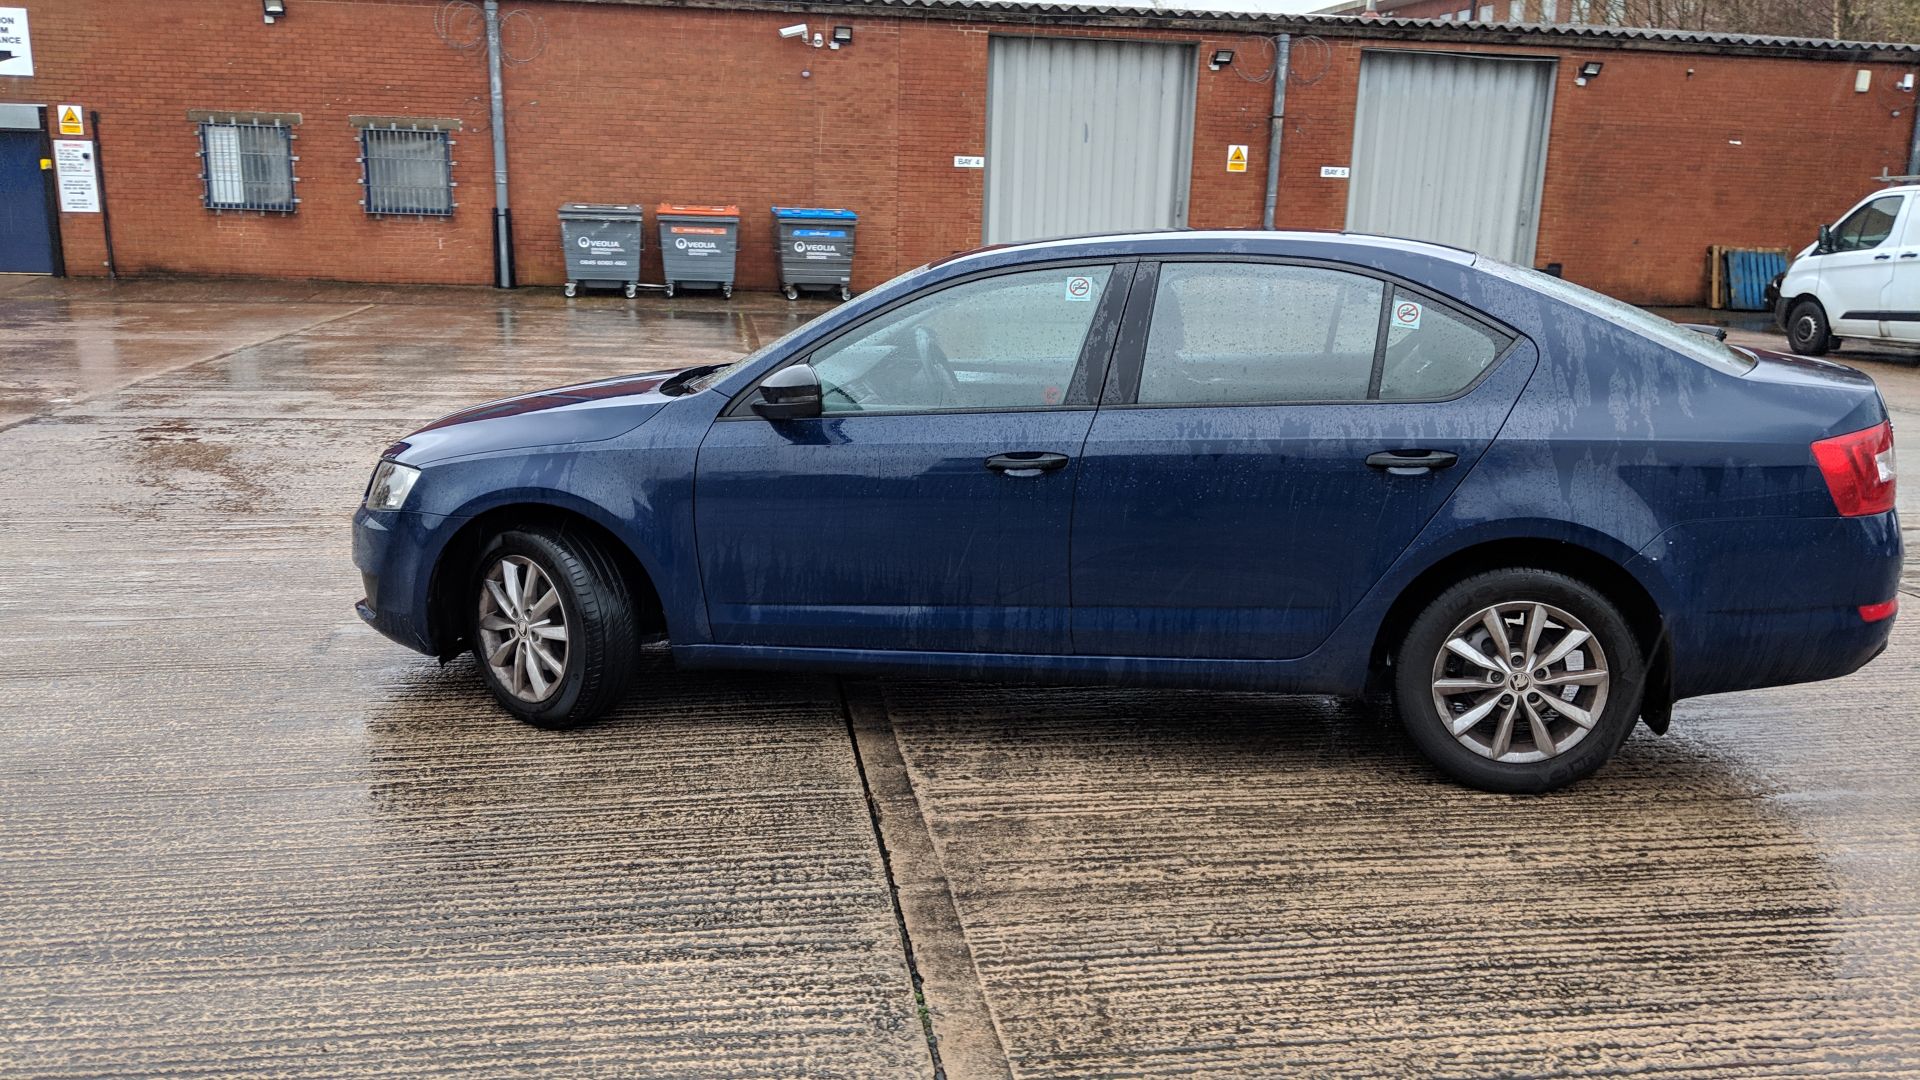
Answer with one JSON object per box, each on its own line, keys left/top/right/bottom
{"left": 1575, "top": 60, "right": 1602, "bottom": 86}
{"left": 263, "top": 0, "right": 286, "bottom": 22}
{"left": 1209, "top": 49, "right": 1235, "bottom": 71}
{"left": 832, "top": 25, "right": 854, "bottom": 47}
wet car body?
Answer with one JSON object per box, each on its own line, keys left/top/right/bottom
{"left": 354, "top": 231, "right": 1901, "bottom": 790}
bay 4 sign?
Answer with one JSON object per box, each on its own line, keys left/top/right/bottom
{"left": 0, "top": 7, "right": 32, "bottom": 77}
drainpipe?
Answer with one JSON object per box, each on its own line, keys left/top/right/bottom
{"left": 484, "top": 0, "right": 514, "bottom": 288}
{"left": 1262, "top": 35, "right": 1291, "bottom": 231}
{"left": 1908, "top": 75, "right": 1920, "bottom": 176}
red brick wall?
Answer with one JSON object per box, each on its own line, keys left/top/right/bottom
{"left": 5, "top": 0, "right": 1915, "bottom": 302}
{"left": 1269, "top": 38, "right": 1917, "bottom": 303}
{"left": 12, "top": 0, "right": 495, "bottom": 284}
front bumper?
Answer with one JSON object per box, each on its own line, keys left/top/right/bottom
{"left": 352, "top": 505, "right": 454, "bottom": 656}
{"left": 1630, "top": 512, "right": 1902, "bottom": 699}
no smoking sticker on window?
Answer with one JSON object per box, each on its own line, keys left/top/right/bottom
{"left": 1064, "top": 276, "right": 1095, "bottom": 301}
{"left": 1393, "top": 300, "right": 1423, "bottom": 330}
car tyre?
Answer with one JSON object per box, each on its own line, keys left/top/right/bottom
{"left": 469, "top": 528, "right": 637, "bottom": 729}
{"left": 1786, "top": 299, "right": 1833, "bottom": 356}
{"left": 1393, "top": 569, "right": 1644, "bottom": 794}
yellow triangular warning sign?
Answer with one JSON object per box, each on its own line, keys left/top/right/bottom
{"left": 58, "top": 106, "right": 83, "bottom": 135}
{"left": 61, "top": 107, "right": 78, "bottom": 124}
{"left": 1229, "top": 146, "right": 1246, "bottom": 164}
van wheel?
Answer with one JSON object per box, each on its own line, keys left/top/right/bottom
{"left": 470, "top": 528, "right": 636, "bottom": 729}
{"left": 1394, "top": 569, "right": 1644, "bottom": 793}
{"left": 1786, "top": 299, "right": 1832, "bottom": 356}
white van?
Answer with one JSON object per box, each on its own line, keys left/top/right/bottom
{"left": 1775, "top": 183, "right": 1920, "bottom": 354}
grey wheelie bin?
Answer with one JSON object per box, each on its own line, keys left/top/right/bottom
{"left": 656, "top": 203, "right": 739, "bottom": 298}
{"left": 558, "top": 203, "right": 645, "bottom": 298}
{"left": 772, "top": 206, "right": 858, "bottom": 301}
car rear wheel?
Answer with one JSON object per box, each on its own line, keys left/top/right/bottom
{"left": 1394, "top": 569, "right": 1644, "bottom": 793}
{"left": 470, "top": 528, "right": 636, "bottom": 729}
{"left": 1786, "top": 299, "right": 1833, "bottom": 356}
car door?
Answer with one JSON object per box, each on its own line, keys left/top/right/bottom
{"left": 1069, "top": 259, "right": 1530, "bottom": 661}
{"left": 694, "top": 261, "right": 1131, "bottom": 653}
{"left": 1819, "top": 193, "right": 1905, "bottom": 340}
{"left": 1873, "top": 193, "right": 1920, "bottom": 342}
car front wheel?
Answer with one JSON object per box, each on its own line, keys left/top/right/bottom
{"left": 1786, "top": 299, "right": 1833, "bottom": 356}
{"left": 470, "top": 528, "right": 636, "bottom": 729}
{"left": 1394, "top": 569, "right": 1644, "bottom": 793}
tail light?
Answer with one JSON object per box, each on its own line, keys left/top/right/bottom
{"left": 1811, "top": 420, "right": 1896, "bottom": 517}
{"left": 1860, "top": 598, "right": 1899, "bottom": 623}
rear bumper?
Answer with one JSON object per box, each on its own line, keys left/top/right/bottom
{"left": 1630, "top": 512, "right": 1902, "bottom": 699}
{"left": 352, "top": 506, "right": 454, "bottom": 656}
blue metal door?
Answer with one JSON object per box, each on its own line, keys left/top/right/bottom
{"left": 0, "top": 130, "right": 55, "bottom": 274}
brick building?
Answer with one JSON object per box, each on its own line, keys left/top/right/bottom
{"left": 2, "top": 0, "right": 1917, "bottom": 304}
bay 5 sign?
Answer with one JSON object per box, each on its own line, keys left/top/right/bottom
{"left": 352, "top": 230, "right": 1901, "bottom": 795}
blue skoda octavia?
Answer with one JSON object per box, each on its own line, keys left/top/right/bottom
{"left": 354, "top": 232, "right": 1901, "bottom": 792}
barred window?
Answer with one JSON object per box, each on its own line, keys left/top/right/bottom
{"left": 361, "top": 128, "right": 454, "bottom": 216}
{"left": 199, "top": 122, "right": 296, "bottom": 212}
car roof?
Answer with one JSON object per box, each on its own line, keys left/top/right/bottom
{"left": 931, "top": 230, "right": 1480, "bottom": 270}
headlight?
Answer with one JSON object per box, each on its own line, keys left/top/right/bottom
{"left": 364, "top": 460, "right": 421, "bottom": 511}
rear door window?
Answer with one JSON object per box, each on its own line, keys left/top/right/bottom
{"left": 1378, "top": 288, "right": 1509, "bottom": 400}
{"left": 1137, "top": 264, "right": 1385, "bottom": 404}
{"left": 1133, "top": 262, "right": 1511, "bottom": 405}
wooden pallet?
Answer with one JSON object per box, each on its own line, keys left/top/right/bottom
{"left": 1708, "top": 245, "right": 1793, "bottom": 310}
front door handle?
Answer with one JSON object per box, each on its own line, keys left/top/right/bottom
{"left": 1876, "top": 253, "right": 1894, "bottom": 260}
{"left": 985, "top": 451, "right": 1070, "bottom": 477}
{"left": 1366, "top": 449, "right": 1458, "bottom": 475}
{"left": 1901, "top": 252, "right": 1919, "bottom": 259}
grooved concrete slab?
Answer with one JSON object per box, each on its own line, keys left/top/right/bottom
{"left": 0, "top": 285, "right": 928, "bottom": 1078}
{"left": 881, "top": 659, "right": 1920, "bottom": 1077}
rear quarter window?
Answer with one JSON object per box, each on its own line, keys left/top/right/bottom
{"left": 1478, "top": 258, "right": 1756, "bottom": 376}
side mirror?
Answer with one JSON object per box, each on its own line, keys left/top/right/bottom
{"left": 1817, "top": 224, "right": 1836, "bottom": 254}
{"left": 750, "top": 364, "right": 823, "bottom": 420}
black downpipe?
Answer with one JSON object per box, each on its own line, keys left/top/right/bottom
{"left": 36, "top": 107, "right": 66, "bottom": 276}
{"left": 89, "top": 110, "right": 117, "bottom": 279}
{"left": 494, "top": 207, "right": 515, "bottom": 288}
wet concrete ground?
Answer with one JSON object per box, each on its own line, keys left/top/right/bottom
{"left": 3, "top": 275, "right": 1917, "bottom": 1077}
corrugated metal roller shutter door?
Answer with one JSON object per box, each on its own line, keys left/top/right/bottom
{"left": 1346, "top": 51, "right": 1556, "bottom": 264}
{"left": 986, "top": 37, "right": 1197, "bottom": 244}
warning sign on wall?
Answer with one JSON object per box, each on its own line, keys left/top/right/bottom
{"left": 1226, "top": 145, "right": 1249, "bottom": 173}
{"left": 58, "top": 105, "right": 84, "bottom": 136}
{"left": 54, "top": 140, "right": 100, "bottom": 214}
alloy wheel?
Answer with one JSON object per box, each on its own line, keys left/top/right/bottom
{"left": 477, "top": 556, "right": 571, "bottom": 703}
{"left": 1428, "top": 601, "right": 1610, "bottom": 764}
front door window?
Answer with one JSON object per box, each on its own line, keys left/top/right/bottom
{"left": 808, "top": 266, "right": 1116, "bottom": 413}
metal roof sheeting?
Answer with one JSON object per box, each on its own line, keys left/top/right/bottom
{"left": 755, "top": 0, "right": 1920, "bottom": 58}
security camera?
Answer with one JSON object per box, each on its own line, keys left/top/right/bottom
{"left": 1902, "top": 73, "right": 1916, "bottom": 92}
{"left": 778, "top": 23, "right": 807, "bottom": 39}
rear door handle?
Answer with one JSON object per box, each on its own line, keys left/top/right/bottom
{"left": 985, "top": 451, "right": 1069, "bottom": 477}
{"left": 1902, "top": 252, "right": 1919, "bottom": 259}
{"left": 1876, "top": 253, "right": 1894, "bottom": 260}
{"left": 1366, "top": 450, "right": 1458, "bottom": 475}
